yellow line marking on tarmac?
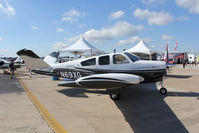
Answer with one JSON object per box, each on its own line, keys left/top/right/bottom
{"left": 17, "top": 77, "right": 67, "bottom": 133}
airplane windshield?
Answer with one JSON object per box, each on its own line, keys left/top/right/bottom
{"left": 124, "top": 52, "right": 140, "bottom": 62}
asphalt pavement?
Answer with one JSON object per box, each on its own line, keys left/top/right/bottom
{"left": 0, "top": 73, "right": 53, "bottom": 133}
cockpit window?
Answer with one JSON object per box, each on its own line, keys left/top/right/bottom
{"left": 124, "top": 52, "right": 140, "bottom": 62}
{"left": 81, "top": 58, "right": 96, "bottom": 66}
{"left": 113, "top": 54, "right": 129, "bottom": 64}
{"left": 99, "top": 55, "right": 110, "bottom": 65}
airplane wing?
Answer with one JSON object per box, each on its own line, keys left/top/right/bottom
{"left": 58, "top": 73, "right": 144, "bottom": 89}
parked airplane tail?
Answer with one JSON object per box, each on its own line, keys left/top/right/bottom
{"left": 14, "top": 56, "right": 23, "bottom": 63}
{"left": 164, "top": 42, "right": 169, "bottom": 63}
{"left": 163, "top": 43, "right": 175, "bottom": 68}
{"left": 43, "top": 51, "right": 59, "bottom": 65}
{"left": 17, "top": 49, "right": 50, "bottom": 70}
{"left": 174, "top": 41, "right": 178, "bottom": 50}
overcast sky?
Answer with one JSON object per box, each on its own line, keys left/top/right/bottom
{"left": 0, "top": 0, "right": 199, "bottom": 57}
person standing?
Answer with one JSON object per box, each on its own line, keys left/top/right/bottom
{"left": 9, "top": 59, "right": 15, "bottom": 79}
{"left": 182, "top": 59, "right": 186, "bottom": 69}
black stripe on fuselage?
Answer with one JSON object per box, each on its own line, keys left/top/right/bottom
{"left": 54, "top": 67, "right": 165, "bottom": 82}
{"left": 82, "top": 77, "right": 126, "bottom": 82}
{"left": 74, "top": 67, "right": 165, "bottom": 82}
{"left": 32, "top": 69, "right": 58, "bottom": 76}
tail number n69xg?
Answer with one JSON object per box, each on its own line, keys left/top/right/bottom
{"left": 60, "top": 71, "right": 81, "bottom": 79}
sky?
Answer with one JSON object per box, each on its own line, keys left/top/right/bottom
{"left": 0, "top": 0, "right": 199, "bottom": 57}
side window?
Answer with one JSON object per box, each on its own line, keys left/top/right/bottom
{"left": 81, "top": 58, "right": 96, "bottom": 66}
{"left": 113, "top": 54, "right": 129, "bottom": 64}
{"left": 99, "top": 55, "right": 110, "bottom": 65}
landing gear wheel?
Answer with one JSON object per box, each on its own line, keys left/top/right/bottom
{"left": 110, "top": 93, "right": 120, "bottom": 100}
{"left": 160, "top": 88, "right": 167, "bottom": 95}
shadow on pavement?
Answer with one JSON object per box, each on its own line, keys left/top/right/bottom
{"left": 58, "top": 88, "right": 110, "bottom": 98}
{"left": 57, "top": 82, "right": 198, "bottom": 133}
{"left": 165, "top": 74, "right": 192, "bottom": 79}
{"left": 0, "top": 74, "right": 24, "bottom": 94}
{"left": 114, "top": 83, "right": 190, "bottom": 133}
{"left": 58, "top": 88, "right": 89, "bottom": 98}
{"left": 167, "top": 91, "right": 199, "bottom": 99}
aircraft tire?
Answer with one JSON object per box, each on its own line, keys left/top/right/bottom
{"left": 110, "top": 93, "right": 120, "bottom": 100}
{"left": 160, "top": 88, "right": 167, "bottom": 95}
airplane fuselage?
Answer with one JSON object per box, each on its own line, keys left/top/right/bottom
{"left": 17, "top": 49, "right": 168, "bottom": 99}
{"left": 45, "top": 52, "right": 166, "bottom": 83}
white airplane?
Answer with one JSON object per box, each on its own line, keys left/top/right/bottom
{"left": 17, "top": 49, "right": 167, "bottom": 100}
{"left": 0, "top": 58, "right": 10, "bottom": 69}
{"left": 0, "top": 57, "right": 24, "bottom": 70}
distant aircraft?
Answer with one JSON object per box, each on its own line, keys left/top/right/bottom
{"left": 0, "top": 58, "right": 10, "bottom": 69}
{"left": 0, "top": 57, "right": 23, "bottom": 70}
{"left": 17, "top": 49, "right": 167, "bottom": 100}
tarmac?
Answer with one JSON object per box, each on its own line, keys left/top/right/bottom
{"left": 0, "top": 72, "right": 53, "bottom": 133}
{"left": 0, "top": 64, "right": 199, "bottom": 133}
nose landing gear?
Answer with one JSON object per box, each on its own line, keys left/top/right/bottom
{"left": 160, "top": 87, "right": 167, "bottom": 95}
{"left": 159, "top": 81, "right": 167, "bottom": 95}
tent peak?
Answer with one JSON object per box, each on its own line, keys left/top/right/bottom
{"left": 126, "top": 40, "right": 154, "bottom": 54}
{"left": 60, "top": 35, "right": 102, "bottom": 55}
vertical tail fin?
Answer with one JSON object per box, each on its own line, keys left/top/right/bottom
{"left": 43, "top": 51, "right": 59, "bottom": 65}
{"left": 164, "top": 42, "right": 168, "bottom": 63}
{"left": 174, "top": 41, "right": 178, "bottom": 50}
{"left": 14, "top": 56, "right": 23, "bottom": 63}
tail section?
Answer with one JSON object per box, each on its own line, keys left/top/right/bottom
{"left": 14, "top": 56, "right": 23, "bottom": 63}
{"left": 43, "top": 51, "right": 59, "bottom": 65}
{"left": 17, "top": 49, "right": 50, "bottom": 70}
{"left": 174, "top": 41, "right": 178, "bottom": 50}
{"left": 164, "top": 42, "right": 169, "bottom": 63}
{"left": 163, "top": 43, "right": 175, "bottom": 67}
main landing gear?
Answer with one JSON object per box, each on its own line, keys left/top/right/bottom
{"left": 159, "top": 81, "right": 167, "bottom": 95}
{"left": 109, "top": 93, "right": 120, "bottom": 100}
{"left": 108, "top": 88, "right": 121, "bottom": 100}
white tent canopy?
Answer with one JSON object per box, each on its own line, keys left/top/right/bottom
{"left": 126, "top": 40, "right": 154, "bottom": 54}
{"left": 60, "top": 36, "right": 102, "bottom": 55}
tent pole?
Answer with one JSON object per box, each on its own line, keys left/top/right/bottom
{"left": 149, "top": 50, "right": 152, "bottom": 60}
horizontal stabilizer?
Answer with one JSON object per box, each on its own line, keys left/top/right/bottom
{"left": 17, "top": 49, "right": 50, "bottom": 70}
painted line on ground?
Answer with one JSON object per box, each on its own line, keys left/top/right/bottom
{"left": 17, "top": 77, "right": 67, "bottom": 133}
